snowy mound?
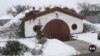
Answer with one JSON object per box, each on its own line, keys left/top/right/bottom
{"left": 43, "top": 39, "right": 78, "bottom": 56}
{"left": 19, "top": 38, "right": 78, "bottom": 56}
{"left": 94, "top": 24, "right": 100, "bottom": 28}
{"left": 83, "top": 20, "right": 92, "bottom": 24}
{"left": 3, "top": 8, "right": 33, "bottom": 28}
{"left": 19, "top": 38, "right": 37, "bottom": 49}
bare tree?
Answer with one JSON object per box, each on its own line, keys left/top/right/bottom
{"left": 78, "top": 2, "right": 100, "bottom": 16}
{"left": 7, "top": 5, "right": 32, "bottom": 17}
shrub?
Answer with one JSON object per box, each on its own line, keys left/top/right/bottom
{"left": 83, "top": 23, "right": 97, "bottom": 32}
{"left": 2, "top": 41, "right": 28, "bottom": 56}
{"left": 83, "top": 23, "right": 91, "bottom": 32}
{"left": 35, "top": 25, "right": 47, "bottom": 44}
{"left": 0, "top": 47, "right": 2, "bottom": 54}
{"left": 97, "top": 32, "right": 100, "bottom": 40}
{"left": 17, "top": 21, "right": 25, "bottom": 38}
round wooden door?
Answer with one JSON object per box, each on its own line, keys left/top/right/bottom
{"left": 44, "top": 19, "right": 70, "bottom": 41}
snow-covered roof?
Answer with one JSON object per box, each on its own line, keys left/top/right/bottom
{"left": 23, "top": 7, "right": 84, "bottom": 21}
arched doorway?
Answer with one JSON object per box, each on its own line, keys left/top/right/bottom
{"left": 44, "top": 19, "right": 70, "bottom": 41}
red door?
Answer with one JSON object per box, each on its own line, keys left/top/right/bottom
{"left": 44, "top": 19, "right": 70, "bottom": 41}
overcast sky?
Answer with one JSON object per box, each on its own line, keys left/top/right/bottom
{"left": 0, "top": 0, "right": 100, "bottom": 17}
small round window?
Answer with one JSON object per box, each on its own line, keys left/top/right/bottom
{"left": 33, "top": 25, "right": 41, "bottom": 32}
{"left": 72, "top": 24, "right": 77, "bottom": 30}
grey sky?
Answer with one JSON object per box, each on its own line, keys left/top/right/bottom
{"left": 0, "top": 0, "right": 100, "bottom": 17}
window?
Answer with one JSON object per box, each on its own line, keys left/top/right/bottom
{"left": 72, "top": 24, "right": 77, "bottom": 30}
{"left": 33, "top": 25, "right": 41, "bottom": 32}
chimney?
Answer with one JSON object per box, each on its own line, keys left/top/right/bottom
{"left": 63, "top": 7, "right": 68, "bottom": 10}
{"left": 70, "top": 9, "right": 76, "bottom": 13}
{"left": 45, "top": 7, "right": 50, "bottom": 10}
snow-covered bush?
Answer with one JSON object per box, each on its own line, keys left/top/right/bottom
{"left": 0, "top": 22, "right": 20, "bottom": 38}
{"left": 30, "top": 24, "right": 47, "bottom": 56}
{"left": 0, "top": 20, "right": 26, "bottom": 38}
{"left": 1, "top": 41, "right": 29, "bottom": 56}
{"left": 35, "top": 24, "right": 47, "bottom": 44}
{"left": 83, "top": 23, "right": 97, "bottom": 32}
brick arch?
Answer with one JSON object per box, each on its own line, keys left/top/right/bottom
{"left": 44, "top": 19, "right": 70, "bottom": 41}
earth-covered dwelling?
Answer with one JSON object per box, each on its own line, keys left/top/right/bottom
{"left": 22, "top": 7, "right": 84, "bottom": 41}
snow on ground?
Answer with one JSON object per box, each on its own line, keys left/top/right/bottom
{"left": 43, "top": 39, "right": 78, "bottom": 56}
{"left": 0, "top": 26, "right": 2, "bottom": 28}
{"left": 0, "top": 38, "right": 78, "bottom": 56}
{"left": 94, "top": 24, "right": 100, "bottom": 28}
{"left": 81, "top": 20, "right": 100, "bottom": 46}
{"left": 23, "top": 52, "right": 33, "bottom": 56}
{"left": 19, "top": 38, "right": 78, "bottom": 56}
{"left": 83, "top": 20, "right": 92, "bottom": 24}
{"left": 18, "top": 38, "right": 37, "bottom": 49}
{"left": 0, "top": 38, "right": 9, "bottom": 47}
{"left": 79, "top": 20, "right": 100, "bottom": 47}
{"left": 0, "top": 42, "right": 6, "bottom": 47}
{"left": 73, "top": 32, "right": 100, "bottom": 47}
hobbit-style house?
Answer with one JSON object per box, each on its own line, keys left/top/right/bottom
{"left": 22, "top": 7, "right": 84, "bottom": 41}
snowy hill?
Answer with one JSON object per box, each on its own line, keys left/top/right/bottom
{"left": 3, "top": 8, "right": 33, "bottom": 28}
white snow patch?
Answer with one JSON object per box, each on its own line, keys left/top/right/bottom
{"left": 0, "top": 38, "right": 9, "bottom": 42}
{"left": 43, "top": 39, "right": 78, "bottom": 56}
{"left": 18, "top": 38, "right": 37, "bottom": 49}
{"left": 24, "top": 52, "right": 33, "bottom": 56}
{"left": 0, "top": 42, "right": 6, "bottom": 47}
{"left": 3, "top": 13, "right": 24, "bottom": 28}
{"left": 94, "top": 24, "right": 100, "bottom": 29}
{"left": 73, "top": 32, "right": 100, "bottom": 47}
{"left": 0, "top": 38, "right": 8, "bottom": 47}
{"left": 83, "top": 20, "right": 92, "bottom": 24}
